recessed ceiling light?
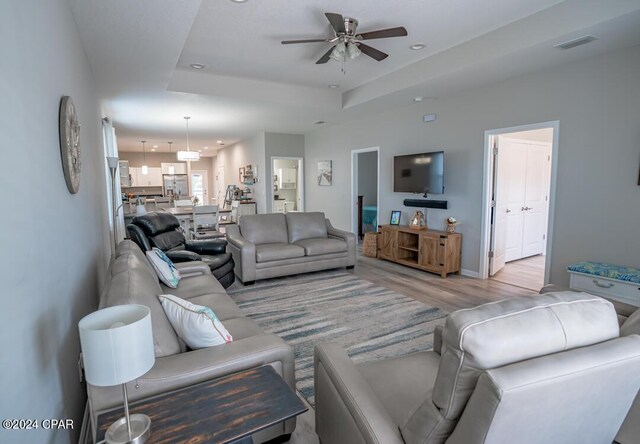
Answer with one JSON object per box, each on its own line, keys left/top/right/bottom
{"left": 153, "top": 145, "right": 158, "bottom": 148}
{"left": 231, "top": 0, "right": 248, "bottom": 2}
{"left": 328, "top": 84, "right": 340, "bottom": 89}
{"left": 190, "top": 63, "right": 205, "bottom": 69}
{"left": 314, "top": 120, "right": 325, "bottom": 125}
{"left": 413, "top": 96, "right": 423, "bottom": 102}
{"left": 198, "top": 150, "right": 202, "bottom": 152}
{"left": 204, "top": 146, "right": 208, "bottom": 150}
{"left": 151, "top": 148, "right": 156, "bottom": 152}
{"left": 217, "top": 140, "right": 223, "bottom": 144}
{"left": 410, "top": 43, "right": 426, "bottom": 50}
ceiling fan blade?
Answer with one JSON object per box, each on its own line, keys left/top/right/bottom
{"left": 281, "top": 39, "right": 328, "bottom": 45}
{"left": 358, "top": 43, "right": 388, "bottom": 61}
{"left": 325, "top": 12, "right": 345, "bottom": 34}
{"left": 358, "top": 27, "right": 408, "bottom": 40}
{"left": 316, "top": 46, "right": 335, "bottom": 64}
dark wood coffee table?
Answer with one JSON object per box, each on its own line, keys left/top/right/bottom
{"left": 96, "top": 366, "right": 307, "bottom": 444}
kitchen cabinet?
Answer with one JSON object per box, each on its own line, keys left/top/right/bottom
{"left": 118, "top": 160, "right": 131, "bottom": 187}
{"left": 278, "top": 168, "right": 297, "bottom": 189}
{"left": 161, "top": 162, "right": 187, "bottom": 174}
{"left": 129, "top": 167, "right": 162, "bottom": 187}
{"left": 273, "top": 201, "right": 295, "bottom": 214}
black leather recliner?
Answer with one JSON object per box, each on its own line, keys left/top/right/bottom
{"left": 127, "top": 212, "right": 235, "bottom": 289}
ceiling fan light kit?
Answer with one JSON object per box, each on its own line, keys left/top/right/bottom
{"left": 281, "top": 12, "right": 407, "bottom": 69}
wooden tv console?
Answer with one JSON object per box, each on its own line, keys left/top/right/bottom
{"left": 378, "top": 225, "right": 462, "bottom": 278}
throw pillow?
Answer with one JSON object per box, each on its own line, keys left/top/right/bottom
{"left": 146, "top": 247, "right": 181, "bottom": 288}
{"left": 158, "top": 294, "right": 233, "bottom": 348}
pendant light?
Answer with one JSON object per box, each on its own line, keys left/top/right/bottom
{"left": 167, "top": 142, "right": 175, "bottom": 175}
{"left": 141, "top": 140, "right": 149, "bottom": 175}
{"left": 176, "top": 116, "right": 200, "bottom": 161}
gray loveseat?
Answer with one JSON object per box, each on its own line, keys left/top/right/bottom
{"left": 226, "top": 212, "right": 356, "bottom": 284}
{"left": 87, "top": 240, "right": 296, "bottom": 443}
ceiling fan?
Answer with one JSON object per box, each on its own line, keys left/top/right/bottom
{"left": 281, "top": 12, "right": 408, "bottom": 64}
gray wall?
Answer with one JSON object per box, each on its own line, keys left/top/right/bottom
{"left": 214, "top": 133, "right": 267, "bottom": 213}
{"left": 1, "top": 0, "right": 109, "bottom": 442}
{"left": 357, "top": 151, "right": 378, "bottom": 206}
{"left": 265, "top": 133, "right": 304, "bottom": 212}
{"left": 305, "top": 45, "right": 640, "bottom": 285}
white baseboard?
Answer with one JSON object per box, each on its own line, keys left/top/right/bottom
{"left": 461, "top": 269, "right": 480, "bottom": 278}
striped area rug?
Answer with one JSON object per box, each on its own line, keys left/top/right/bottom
{"left": 227, "top": 269, "right": 448, "bottom": 406}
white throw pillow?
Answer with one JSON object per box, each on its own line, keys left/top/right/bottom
{"left": 146, "top": 248, "right": 181, "bottom": 288}
{"left": 158, "top": 294, "right": 233, "bottom": 348}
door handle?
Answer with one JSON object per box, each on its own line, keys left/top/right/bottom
{"left": 592, "top": 279, "right": 614, "bottom": 289}
{"left": 506, "top": 209, "right": 511, "bottom": 213}
{"left": 521, "top": 207, "right": 526, "bottom": 211}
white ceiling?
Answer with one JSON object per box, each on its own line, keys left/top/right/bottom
{"left": 68, "top": 0, "right": 640, "bottom": 154}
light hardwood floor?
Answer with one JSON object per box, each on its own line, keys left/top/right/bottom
{"left": 288, "top": 247, "right": 537, "bottom": 444}
{"left": 491, "top": 255, "right": 545, "bottom": 292}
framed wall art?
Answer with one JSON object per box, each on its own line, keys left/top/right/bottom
{"left": 317, "top": 160, "right": 332, "bottom": 186}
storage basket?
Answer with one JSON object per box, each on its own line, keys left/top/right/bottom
{"left": 363, "top": 232, "right": 379, "bottom": 258}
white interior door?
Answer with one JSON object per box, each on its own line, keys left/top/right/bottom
{"left": 490, "top": 137, "right": 508, "bottom": 276}
{"left": 216, "top": 166, "right": 225, "bottom": 205}
{"left": 191, "top": 170, "right": 208, "bottom": 206}
{"left": 522, "top": 143, "right": 551, "bottom": 257}
{"left": 502, "top": 138, "right": 552, "bottom": 262}
{"left": 504, "top": 141, "right": 527, "bottom": 262}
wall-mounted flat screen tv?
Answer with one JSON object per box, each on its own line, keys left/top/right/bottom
{"left": 393, "top": 151, "right": 444, "bottom": 195}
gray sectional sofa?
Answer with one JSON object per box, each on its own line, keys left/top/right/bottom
{"left": 87, "top": 240, "right": 296, "bottom": 443}
{"left": 226, "top": 212, "right": 356, "bottom": 284}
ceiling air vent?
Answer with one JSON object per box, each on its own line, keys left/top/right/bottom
{"left": 554, "top": 35, "right": 597, "bottom": 50}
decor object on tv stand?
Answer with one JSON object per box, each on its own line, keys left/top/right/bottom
{"left": 390, "top": 210, "right": 401, "bottom": 225}
{"left": 79, "top": 305, "right": 155, "bottom": 444}
{"left": 410, "top": 211, "right": 426, "bottom": 230}
{"left": 446, "top": 216, "right": 458, "bottom": 233}
{"left": 378, "top": 224, "right": 461, "bottom": 278}
{"left": 59, "top": 96, "right": 81, "bottom": 194}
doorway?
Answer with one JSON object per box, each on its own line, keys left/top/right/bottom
{"left": 271, "top": 157, "right": 304, "bottom": 213}
{"left": 351, "top": 147, "right": 380, "bottom": 238}
{"left": 480, "top": 122, "right": 559, "bottom": 291}
{"left": 191, "top": 170, "right": 208, "bottom": 206}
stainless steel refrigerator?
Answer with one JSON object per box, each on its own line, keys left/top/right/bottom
{"left": 163, "top": 174, "right": 189, "bottom": 198}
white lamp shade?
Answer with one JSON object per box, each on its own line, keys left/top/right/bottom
{"left": 79, "top": 305, "right": 155, "bottom": 387}
{"left": 141, "top": 165, "right": 149, "bottom": 175}
{"left": 107, "top": 156, "right": 119, "bottom": 169}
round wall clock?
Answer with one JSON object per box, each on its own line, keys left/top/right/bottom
{"left": 59, "top": 96, "right": 81, "bottom": 194}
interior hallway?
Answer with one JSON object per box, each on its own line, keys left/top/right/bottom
{"left": 491, "top": 255, "right": 545, "bottom": 292}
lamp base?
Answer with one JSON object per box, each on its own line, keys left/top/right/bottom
{"left": 105, "top": 413, "right": 151, "bottom": 444}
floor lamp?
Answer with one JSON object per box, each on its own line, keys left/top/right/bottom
{"left": 107, "top": 156, "right": 120, "bottom": 253}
